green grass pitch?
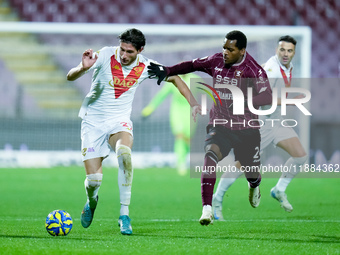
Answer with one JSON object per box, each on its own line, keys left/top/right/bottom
{"left": 1, "top": 167, "right": 339, "bottom": 254}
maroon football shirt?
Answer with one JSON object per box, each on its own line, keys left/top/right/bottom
{"left": 167, "top": 52, "right": 272, "bottom": 130}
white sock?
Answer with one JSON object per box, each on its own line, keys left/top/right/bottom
{"left": 203, "top": 205, "right": 212, "bottom": 213}
{"left": 120, "top": 205, "right": 129, "bottom": 216}
{"left": 214, "top": 168, "right": 243, "bottom": 202}
{"left": 276, "top": 155, "right": 308, "bottom": 192}
{"left": 117, "top": 145, "right": 133, "bottom": 215}
{"left": 85, "top": 173, "right": 103, "bottom": 207}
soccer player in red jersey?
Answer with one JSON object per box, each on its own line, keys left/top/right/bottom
{"left": 67, "top": 28, "right": 200, "bottom": 234}
{"left": 148, "top": 30, "right": 272, "bottom": 225}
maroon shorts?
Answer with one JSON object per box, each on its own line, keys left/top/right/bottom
{"left": 204, "top": 125, "right": 261, "bottom": 168}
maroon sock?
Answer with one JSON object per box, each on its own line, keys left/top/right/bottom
{"left": 246, "top": 172, "right": 262, "bottom": 188}
{"left": 201, "top": 151, "right": 218, "bottom": 206}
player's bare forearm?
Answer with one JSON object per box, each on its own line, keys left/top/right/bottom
{"left": 168, "top": 75, "right": 201, "bottom": 122}
{"left": 67, "top": 65, "right": 87, "bottom": 81}
{"left": 168, "top": 75, "right": 199, "bottom": 108}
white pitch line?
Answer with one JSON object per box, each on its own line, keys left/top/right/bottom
{"left": 150, "top": 219, "right": 340, "bottom": 223}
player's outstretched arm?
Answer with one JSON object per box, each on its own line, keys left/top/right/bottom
{"left": 67, "top": 49, "right": 98, "bottom": 81}
{"left": 148, "top": 61, "right": 195, "bottom": 85}
{"left": 167, "top": 75, "right": 201, "bottom": 122}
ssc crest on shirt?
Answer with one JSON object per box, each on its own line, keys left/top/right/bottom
{"left": 133, "top": 66, "right": 144, "bottom": 76}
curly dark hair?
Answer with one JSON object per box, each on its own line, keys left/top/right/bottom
{"left": 225, "top": 30, "right": 247, "bottom": 50}
{"left": 118, "top": 28, "right": 146, "bottom": 51}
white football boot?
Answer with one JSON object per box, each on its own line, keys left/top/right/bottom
{"left": 199, "top": 205, "right": 214, "bottom": 226}
{"left": 212, "top": 194, "right": 225, "bottom": 221}
{"left": 270, "top": 187, "right": 293, "bottom": 212}
{"left": 248, "top": 183, "right": 261, "bottom": 208}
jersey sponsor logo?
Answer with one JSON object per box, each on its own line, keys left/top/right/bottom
{"left": 214, "top": 67, "right": 223, "bottom": 72}
{"left": 110, "top": 56, "right": 145, "bottom": 98}
{"left": 234, "top": 70, "right": 243, "bottom": 78}
{"left": 110, "top": 77, "right": 138, "bottom": 88}
{"left": 120, "top": 121, "right": 132, "bottom": 131}
{"left": 217, "top": 91, "right": 233, "bottom": 100}
{"left": 216, "top": 75, "right": 238, "bottom": 86}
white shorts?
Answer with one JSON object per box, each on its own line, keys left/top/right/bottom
{"left": 80, "top": 118, "right": 133, "bottom": 161}
{"left": 260, "top": 124, "right": 298, "bottom": 151}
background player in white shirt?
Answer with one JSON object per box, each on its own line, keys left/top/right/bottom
{"left": 213, "top": 36, "right": 308, "bottom": 219}
{"left": 67, "top": 28, "right": 200, "bottom": 235}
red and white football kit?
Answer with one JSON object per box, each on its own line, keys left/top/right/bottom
{"left": 260, "top": 55, "right": 298, "bottom": 149}
{"left": 80, "top": 46, "right": 156, "bottom": 161}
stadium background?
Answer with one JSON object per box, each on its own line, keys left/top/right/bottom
{"left": 0, "top": 0, "right": 339, "bottom": 168}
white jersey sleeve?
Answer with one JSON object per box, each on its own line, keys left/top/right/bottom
{"left": 263, "top": 56, "right": 282, "bottom": 88}
{"left": 263, "top": 55, "right": 293, "bottom": 91}
{"left": 261, "top": 55, "right": 293, "bottom": 121}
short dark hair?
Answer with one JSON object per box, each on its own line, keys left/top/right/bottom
{"left": 118, "top": 28, "right": 146, "bottom": 51}
{"left": 225, "top": 30, "right": 247, "bottom": 50}
{"left": 278, "top": 35, "right": 297, "bottom": 46}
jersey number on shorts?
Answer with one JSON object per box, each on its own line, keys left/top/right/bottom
{"left": 253, "top": 146, "right": 260, "bottom": 160}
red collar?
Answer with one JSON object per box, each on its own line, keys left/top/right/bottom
{"left": 279, "top": 66, "right": 292, "bottom": 87}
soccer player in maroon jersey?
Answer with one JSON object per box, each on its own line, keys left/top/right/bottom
{"left": 148, "top": 30, "right": 272, "bottom": 225}
{"left": 213, "top": 36, "right": 307, "bottom": 219}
